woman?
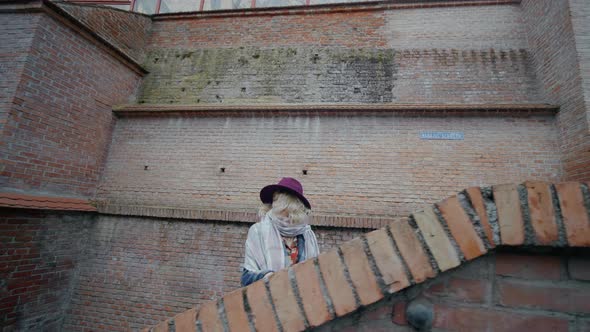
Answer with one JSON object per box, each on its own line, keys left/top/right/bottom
{"left": 241, "top": 177, "right": 320, "bottom": 287}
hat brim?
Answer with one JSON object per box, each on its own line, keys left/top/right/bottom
{"left": 260, "top": 184, "right": 311, "bottom": 209}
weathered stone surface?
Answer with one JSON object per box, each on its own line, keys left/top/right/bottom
{"left": 139, "top": 48, "right": 396, "bottom": 104}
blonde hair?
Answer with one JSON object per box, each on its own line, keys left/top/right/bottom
{"left": 259, "top": 191, "right": 311, "bottom": 224}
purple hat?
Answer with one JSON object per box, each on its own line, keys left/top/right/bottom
{"left": 260, "top": 177, "right": 311, "bottom": 209}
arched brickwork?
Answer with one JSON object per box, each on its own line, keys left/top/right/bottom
{"left": 144, "top": 181, "right": 590, "bottom": 331}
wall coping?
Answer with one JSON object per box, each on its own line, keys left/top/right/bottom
{"left": 96, "top": 203, "right": 396, "bottom": 229}
{"left": 0, "top": 0, "right": 148, "bottom": 75}
{"left": 152, "top": 0, "right": 521, "bottom": 21}
{"left": 144, "top": 180, "right": 590, "bottom": 331}
{"left": 114, "top": 103, "right": 559, "bottom": 118}
{"left": 0, "top": 192, "right": 97, "bottom": 211}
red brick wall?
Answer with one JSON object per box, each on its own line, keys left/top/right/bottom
{"left": 56, "top": 2, "right": 152, "bottom": 63}
{"left": 148, "top": 4, "right": 524, "bottom": 50}
{"left": 0, "top": 11, "right": 143, "bottom": 197}
{"left": 61, "top": 215, "right": 366, "bottom": 330}
{"left": 98, "top": 114, "right": 562, "bottom": 222}
{"left": 144, "top": 180, "right": 590, "bottom": 332}
{"left": 521, "top": 0, "right": 590, "bottom": 181}
{"left": 320, "top": 252, "right": 590, "bottom": 331}
{"left": 141, "top": 3, "right": 540, "bottom": 105}
{"left": 149, "top": 11, "right": 386, "bottom": 49}
{"left": 0, "top": 209, "right": 94, "bottom": 331}
{"left": 568, "top": 0, "right": 590, "bottom": 131}
{"left": 0, "top": 13, "right": 38, "bottom": 135}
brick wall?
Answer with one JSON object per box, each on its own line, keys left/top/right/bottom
{"left": 144, "top": 180, "right": 590, "bottom": 332}
{"left": 325, "top": 252, "right": 590, "bottom": 331}
{"left": 0, "top": 13, "right": 38, "bottom": 136}
{"left": 139, "top": 47, "right": 540, "bottom": 105}
{"left": 521, "top": 0, "right": 590, "bottom": 181}
{"left": 61, "top": 215, "right": 367, "bottom": 330}
{"left": 0, "top": 9, "right": 143, "bottom": 198}
{"left": 98, "top": 114, "right": 562, "bottom": 222}
{"left": 568, "top": 0, "right": 590, "bottom": 131}
{"left": 56, "top": 2, "right": 152, "bottom": 63}
{"left": 140, "top": 3, "right": 541, "bottom": 104}
{"left": 0, "top": 209, "right": 95, "bottom": 331}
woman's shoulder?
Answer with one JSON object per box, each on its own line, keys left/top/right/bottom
{"left": 247, "top": 219, "right": 265, "bottom": 235}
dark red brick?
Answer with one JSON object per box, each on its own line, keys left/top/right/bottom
{"left": 498, "top": 280, "right": 590, "bottom": 314}
{"left": 495, "top": 253, "right": 562, "bottom": 280}
{"left": 434, "top": 305, "right": 569, "bottom": 332}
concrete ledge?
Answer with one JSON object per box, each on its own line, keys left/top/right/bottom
{"left": 154, "top": 0, "right": 520, "bottom": 20}
{"left": 113, "top": 103, "right": 559, "bottom": 117}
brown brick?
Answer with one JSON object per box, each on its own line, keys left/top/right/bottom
{"left": 365, "top": 229, "right": 410, "bottom": 293}
{"left": 268, "top": 269, "right": 306, "bottom": 332}
{"left": 292, "top": 259, "right": 331, "bottom": 328}
{"left": 196, "top": 300, "right": 224, "bottom": 332}
{"left": 498, "top": 280, "right": 590, "bottom": 314}
{"left": 445, "top": 278, "right": 491, "bottom": 303}
{"left": 389, "top": 222, "right": 435, "bottom": 283}
{"left": 525, "top": 181, "right": 559, "bottom": 244}
{"left": 495, "top": 253, "right": 562, "bottom": 281}
{"left": 340, "top": 238, "right": 383, "bottom": 306}
{"left": 317, "top": 250, "right": 357, "bottom": 317}
{"left": 434, "top": 304, "right": 569, "bottom": 332}
{"left": 493, "top": 184, "right": 525, "bottom": 246}
{"left": 246, "top": 279, "right": 279, "bottom": 332}
{"left": 413, "top": 207, "right": 460, "bottom": 271}
{"left": 555, "top": 182, "right": 590, "bottom": 246}
{"left": 392, "top": 301, "right": 407, "bottom": 326}
{"left": 222, "top": 289, "right": 249, "bottom": 332}
{"left": 174, "top": 308, "right": 197, "bottom": 332}
{"left": 437, "top": 196, "right": 487, "bottom": 260}
{"left": 426, "top": 277, "right": 489, "bottom": 303}
{"left": 465, "top": 187, "right": 495, "bottom": 247}
{"left": 568, "top": 256, "right": 590, "bottom": 281}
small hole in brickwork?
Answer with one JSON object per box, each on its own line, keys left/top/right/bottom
{"left": 354, "top": 87, "right": 361, "bottom": 93}
{"left": 220, "top": 167, "right": 225, "bottom": 173}
{"left": 302, "top": 170, "right": 308, "bottom": 175}
{"left": 144, "top": 165, "right": 149, "bottom": 170}
{"left": 181, "top": 87, "right": 186, "bottom": 92}
{"left": 241, "top": 87, "right": 246, "bottom": 93}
